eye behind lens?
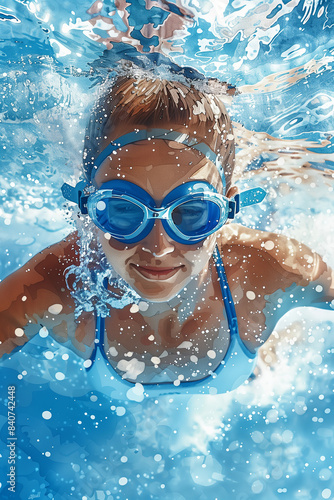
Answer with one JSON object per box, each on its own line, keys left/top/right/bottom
{"left": 95, "top": 197, "right": 145, "bottom": 234}
{"left": 171, "top": 200, "right": 222, "bottom": 236}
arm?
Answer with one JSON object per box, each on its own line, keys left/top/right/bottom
{"left": 225, "top": 223, "right": 334, "bottom": 307}
{"left": 0, "top": 232, "right": 92, "bottom": 357}
{"left": 257, "top": 231, "right": 333, "bottom": 310}
{"left": 221, "top": 224, "right": 334, "bottom": 350}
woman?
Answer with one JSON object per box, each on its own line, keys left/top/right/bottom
{"left": 1, "top": 76, "right": 333, "bottom": 400}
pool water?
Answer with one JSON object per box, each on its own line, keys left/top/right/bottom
{"left": 0, "top": 1, "right": 334, "bottom": 499}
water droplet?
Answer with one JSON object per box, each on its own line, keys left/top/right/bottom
{"left": 48, "top": 304, "right": 63, "bottom": 315}
{"left": 14, "top": 328, "right": 24, "bottom": 337}
{"left": 97, "top": 200, "right": 106, "bottom": 211}
{"left": 246, "top": 291, "right": 256, "bottom": 300}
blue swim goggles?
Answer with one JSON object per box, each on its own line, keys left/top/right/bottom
{"left": 62, "top": 178, "right": 266, "bottom": 245}
{"left": 62, "top": 128, "right": 266, "bottom": 244}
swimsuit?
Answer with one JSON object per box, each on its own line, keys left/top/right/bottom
{"left": 85, "top": 247, "right": 257, "bottom": 401}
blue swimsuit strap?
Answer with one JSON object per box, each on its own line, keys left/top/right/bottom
{"left": 89, "top": 278, "right": 108, "bottom": 360}
{"left": 212, "top": 245, "right": 239, "bottom": 337}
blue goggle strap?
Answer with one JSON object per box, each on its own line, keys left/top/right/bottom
{"left": 228, "top": 187, "right": 266, "bottom": 219}
{"left": 61, "top": 180, "right": 89, "bottom": 215}
{"left": 91, "top": 128, "right": 226, "bottom": 192}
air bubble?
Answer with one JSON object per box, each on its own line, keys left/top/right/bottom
{"left": 246, "top": 291, "right": 256, "bottom": 301}
{"left": 48, "top": 304, "right": 63, "bottom": 315}
{"left": 15, "top": 328, "right": 24, "bottom": 337}
{"left": 97, "top": 201, "right": 106, "bottom": 211}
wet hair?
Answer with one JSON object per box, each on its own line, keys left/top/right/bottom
{"left": 83, "top": 76, "right": 235, "bottom": 189}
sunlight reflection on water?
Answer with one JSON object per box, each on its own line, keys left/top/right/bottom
{"left": 0, "top": 1, "right": 333, "bottom": 498}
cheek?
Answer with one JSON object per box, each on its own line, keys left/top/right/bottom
{"left": 181, "top": 234, "right": 217, "bottom": 275}
{"left": 99, "top": 232, "right": 134, "bottom": 272}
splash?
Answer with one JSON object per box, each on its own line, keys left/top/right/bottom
{"left": 1, "top": 1, "right": 334, "bottom": 499}
{"left": 64, "top": 215, "right": 141, "bottom": 318}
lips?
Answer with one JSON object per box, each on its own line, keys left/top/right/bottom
{"left": 130, "top": 264, "right": 184, "bottom": 280}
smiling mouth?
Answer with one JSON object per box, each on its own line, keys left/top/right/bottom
{"left": 131, "top": 264, "right": 184, "bottom": 281}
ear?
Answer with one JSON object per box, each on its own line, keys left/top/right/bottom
{"left": 226, "top": 185, "right": 239, "bottom": 199}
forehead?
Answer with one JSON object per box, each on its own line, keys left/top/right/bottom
{"left": 94, "top": 139, "right": 223, "bottom": 198}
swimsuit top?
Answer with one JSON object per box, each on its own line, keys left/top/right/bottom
{"left": 85, "top": 247, "right": 257, "bottom": 401}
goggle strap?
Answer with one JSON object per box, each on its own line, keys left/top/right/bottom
{"left": 62, "top": 180, "right": 89, "bottom": 214}
{"left": 228, "top": 187, "right": 266, "bottom": 220}
{"left": 239, "top": 187, "right": 266, "bottom": 208}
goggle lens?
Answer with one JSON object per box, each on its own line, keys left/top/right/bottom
{"left": 171, "top": 200, "right": 221, "bottom": 236}
{"left": 96, "top": 198, "right": 145, "bottom": 235}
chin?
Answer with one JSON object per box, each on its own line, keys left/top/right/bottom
{"left": 129, "top": 281, "right": 185, "bottom": 303}
{"left": 135, "top": 290, "right": 180, "bottom": 303}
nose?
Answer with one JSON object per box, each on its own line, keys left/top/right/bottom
{"left": 141, "top": 220, "right": 175, "bottom": 257}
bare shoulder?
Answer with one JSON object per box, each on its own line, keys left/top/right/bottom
{"left": 0, "top": 232, "right": 89, "bottom": 356}
{"left": 0, "top": 231, "right": 80, "bottom": 305}
{"left": 220, "top": 223, "right": 328, "bottom": 283}
{"left": 217, "top": 224, "right": 332, "bottom": 351}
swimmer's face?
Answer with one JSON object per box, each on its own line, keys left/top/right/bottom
{"left": 94, "top": 135, "right": 227, "bottom": 302}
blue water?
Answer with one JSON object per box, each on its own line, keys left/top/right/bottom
{"left": 1, "top": 1, "right": 334, "bottom": 499}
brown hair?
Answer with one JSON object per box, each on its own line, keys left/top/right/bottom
{"left": 83, "top": 76, "right": 235, "bottom": 189}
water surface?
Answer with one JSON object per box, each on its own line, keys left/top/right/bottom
{"left": 0, "top": 1, "right": 333, "bottom": 499}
